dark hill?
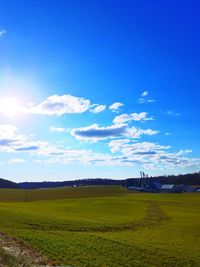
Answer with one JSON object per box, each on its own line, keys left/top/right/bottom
{"left": 0, "top": 178, "right": 18, "bottom": 188}
{"left": 19, "top": 178, "right": 124, "bottom": 189}
{"left": 0, "top": 172, "right": 199, "bottom": 189}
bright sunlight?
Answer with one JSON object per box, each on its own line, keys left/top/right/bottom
{"left": 0, "top": 97, "right": 23, "bottom": 117}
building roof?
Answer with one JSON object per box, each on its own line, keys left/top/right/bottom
{"left": 161, "top": 184, "right": 174, "bottom": 189}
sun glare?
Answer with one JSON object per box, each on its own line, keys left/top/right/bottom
{"left": 0, "top": 97, "right": 23, "bottom": 117}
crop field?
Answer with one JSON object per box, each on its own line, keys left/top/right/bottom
{"left": 0, "top": 186, "right": 199, "bottom": 267}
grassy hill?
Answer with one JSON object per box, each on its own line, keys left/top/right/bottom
{"left": 0, "top": 185, "right": 131, "bottom": 202}
{"left": 0, "top": 186, "right": 199, "bottom": 267}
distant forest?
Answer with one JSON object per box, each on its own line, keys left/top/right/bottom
{"left": 125, "top": 172, "right": 200, "bottom": 187}
{"left": 0, "top": 172, "right": 200, "bottom": 189}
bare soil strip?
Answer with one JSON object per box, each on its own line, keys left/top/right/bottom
{"left": 0, "top": 232, "right": 48, "bottom": 267}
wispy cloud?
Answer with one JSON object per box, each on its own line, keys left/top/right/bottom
{"left": 139, "top": 98, "right": 155, "bottom": 104}
{"left": 166, "top": 110, "right": 181, "bottom": 117}
{"left": 90, "top": 104, "right": 106, "bottom": 113}
{"left": 31, "top": 137, "right": 199, "bottom": 169}
{"left": 138, "top": 91, "right": 155, "bottom": 104}
{"left": 0, "top": 30, "right": 6, "bottom": 37}
{"left": 108, "top": 139, "right": 199, "bottom": 169}
{"left": 50, "top": 126, "right": 66, "bottom": 133}
{"left": 113, "top": 112, "right": 153, "bottom": 124}
{"left": 109, "top": 140, "right": 169, "bottom": 154}
{"left": 0, "top": 124, "right": 45, "bottom": 153}
{"left": 8, "top": 158, "right": 26, "bottom": 164}
{"left": 109, "top": 102, "right": 124, "bottom": 112}
{"left": 1, "top": 125, "right": 197, "bottom": 170}
{"left": 126, "top": 127, "right": 158, "bottom": 138}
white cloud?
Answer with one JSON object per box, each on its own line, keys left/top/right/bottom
{"left": 109, "top": 102, "right": 124, "bottom": 112}
{"left": 33, "top": 136, "right": 199, "bottom": 169}
{"left": 71, "top": 123, "right": 127, "bottom": 142}
{"left": 0, "top": 125, "right": 196, "bottom": 170}
{"left": 90, "top": 104, "right": 106, "bottom": 113}
{"left": 138, "top": 91, "right": 155, "bottom": 104}
{"left": 29, "top": 94, "right": 91, "bottom": 116}
{"left": 9, "top": 158, "right": 26, "bottom": 164}
{"left": 176, "top": 149, "right": 192, "bottom": 156}
{"left": 109, "top": 140, "right": 169, "bottom": 155}
{"left": 33, "top": 148, "right": 134, "bottom": 167}
{"left": 138, "top": 98, "right": 155, "bottom": 104}
{"left": 166, "top": 110, "right": 181, "bottom": 116}
{"left": 27, "top": 94, "right": 108, "bottom": 116}
{"left": 71, "top": 123, "right": 158, "bottom": 142}
{"left": 50, "top": 126, "right": 66, "bottom": 133}
{"left": 108, "top": 139, "right": 131, "bottom": 153}
{"left": 126, "top": 127, "right": 158, "bottom": 138}
{"left": 0, "top": 94, "right": 114, "bottom": 117}
{"left": 33, "top": 146, "right": 200, "bottom": 168}
{"left": 0, "top": 124, "right": 42, "bottom": 153}
{"left": 141, "top": 91, "right": 148, "bottom": 97}
{"left": 0, "top": 124, "right": 27, "bottom": 152}
{"left": 108, "top": 139, "right": 200, "bottom": 169}
{"left": 113, "top": 112, "right": 153, "bottom": 124}
{"left": 0, "top": 30, "right": 6, "bottom": 37}
{"left": 142, "top": 129, "right": 158, "bottom": 135}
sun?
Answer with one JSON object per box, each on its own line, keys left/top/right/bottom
{"left": 0, "top": 97, "right": 23, "bottom": 117}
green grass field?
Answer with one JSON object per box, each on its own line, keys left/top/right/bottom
{"left": 0, "top": 186, "right": 199, "bottom": 267}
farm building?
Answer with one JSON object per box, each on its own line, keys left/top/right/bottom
{"left": 160, "top": 184, "right": 174, "bottom": 192}
{"left": 127, "top": 181, "right": 161, "bottom": 193}
{"left": 160, "top": 184, "right": 192, "bottom": 193}
{"left": 126, "top": 173, "right": 194, "bottom": 193}
{"left": 191, "top": 186, "right": 200, "bottom": 192}
{"left": 128, "top": 183, "right": 192, "bottom": 193}
{"left": 194, "top": 187, "right": 200, "bottom": 192}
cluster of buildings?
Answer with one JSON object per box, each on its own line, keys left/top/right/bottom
{"left": 128, "top": 183, "right": 196, "bottom": 193}
{"left": 127, "top": 172, "right": 200, "bottom": 193}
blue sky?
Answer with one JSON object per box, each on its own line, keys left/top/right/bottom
{"left": 0, "top": 0, "right": 199, "bottom": 182}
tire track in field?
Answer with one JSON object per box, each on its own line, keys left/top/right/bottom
{"left": 73, "top": 203, "right": 170, "bottom": 233}
{"left": 30, "top": 203, "right": 170, "bottom": 233}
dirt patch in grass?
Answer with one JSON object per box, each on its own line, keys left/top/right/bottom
{"left": 0, "top": 231, "right": 48, "bottom": 267}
